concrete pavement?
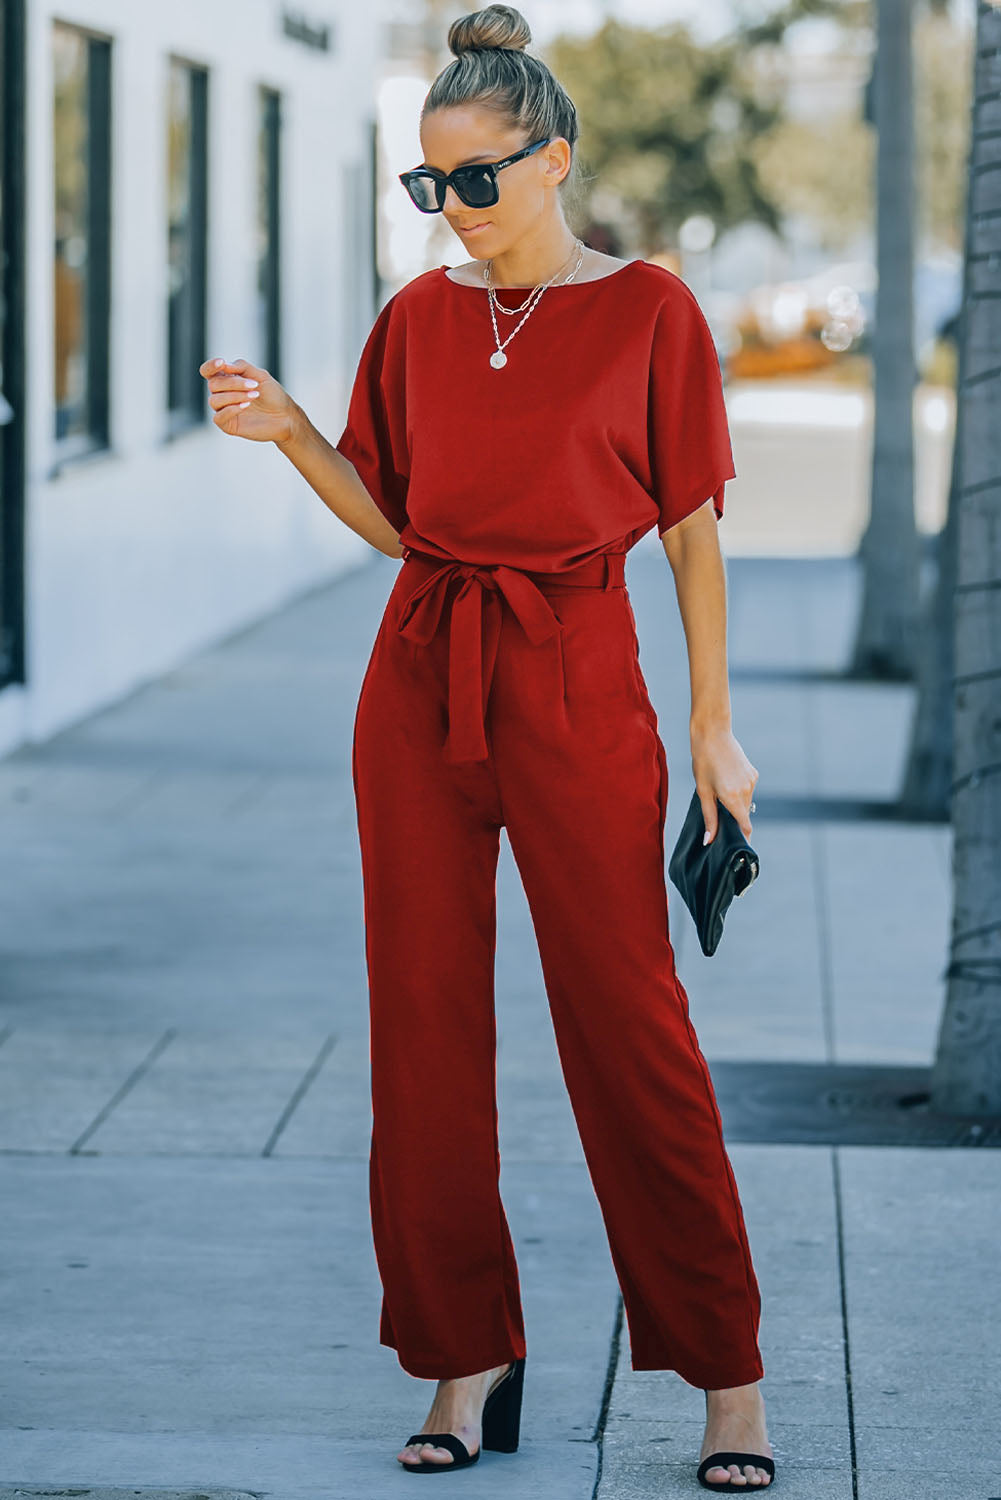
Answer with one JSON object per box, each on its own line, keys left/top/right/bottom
{"left": 1, "top": 538, "right": 997, "bottom": 1500}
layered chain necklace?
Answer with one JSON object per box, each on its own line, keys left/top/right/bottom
{"left": 483, "top": 237, "right": 586, "bottom": 369}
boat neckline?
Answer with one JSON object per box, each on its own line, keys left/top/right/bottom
{"left": 439, "top": 259, "right": 646, "bottom": 290}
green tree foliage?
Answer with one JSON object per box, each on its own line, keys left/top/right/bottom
{"left": 547, "top": 1, "right": 970, "bottom": 257}
{"left": 750, "top": 112, "right": 873, "bottom": 252}
{"left": 549, "top": 18, "right": 787, "bottom": 245}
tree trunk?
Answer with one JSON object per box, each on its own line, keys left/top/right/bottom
{"left": 851, "top": 0, "right": 922, "bottom": 679}
{"left": 899, "top": 394, "right": 959, "bottom": 818}
{"left": 929, "top": 0, "right": 1001, "bottom": 1116}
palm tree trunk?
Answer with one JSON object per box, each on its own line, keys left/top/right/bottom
{"left": 929, "top": 0, "right": 1001, "bottom": 1116}
{"left": 851, "top": 0, "right": 922, "bottom": 679}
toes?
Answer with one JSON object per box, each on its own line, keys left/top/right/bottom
{"left": 418, "top": 1444, "right": 455, "bottom": 1464}
{"left": 703, "top": 1460, "right": 772, "bottom": 1486}
{"left": 398, "top": 1442, "right": 454, "bottom": 1466}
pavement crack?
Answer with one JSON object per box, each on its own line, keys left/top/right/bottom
{"left": 261, "top": 1031, "right": 338, "bottom": 1156}
{"left": 68, "top": 1029, "right": 177, "bottom": 1154}
{"left": 831, "top": 1146, "right": 860, "bottom": 1500}
{"left": 590, "top": 1290, "right": 624, "bottom": 1498}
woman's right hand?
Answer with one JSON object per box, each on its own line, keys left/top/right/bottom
{"left": 198, "top": 356, "right": 299, "bottom": 444}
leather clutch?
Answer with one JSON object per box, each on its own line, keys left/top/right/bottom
{"left": 668, "top": 788, "right": 760, "bottom": 957}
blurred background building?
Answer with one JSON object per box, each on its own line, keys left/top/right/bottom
{"left": 0, "top": 0, "right": 380, "bottom": 757}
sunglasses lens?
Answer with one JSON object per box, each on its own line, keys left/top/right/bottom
{"left": 454, "top": 167, "right": 496, "bottom": 207}
{"left": 406, "top": 175, "right": 440, "bottom": 212}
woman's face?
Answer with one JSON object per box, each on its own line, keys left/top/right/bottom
{"left": 418, "top": 104, "right": 569, "bottom": 256}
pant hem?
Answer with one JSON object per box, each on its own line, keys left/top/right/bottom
{"left": 385, "top": 1337, "right": 528, "bottom": 1381}
{"left": 630, "top": 1355, "right": 765, "bottom": 1388}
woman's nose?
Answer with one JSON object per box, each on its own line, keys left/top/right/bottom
{"left": 442, "top": 182, "right": 467, "bottom": 214}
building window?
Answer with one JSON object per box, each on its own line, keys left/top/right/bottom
{"left": 166, "top": 58, "right": 208, "bottom": 432}
{"left": 256, "top": 87, "right": 281, "bottom": 381}
{"left": 53, "top": 23, "right": 111, "bottom": 456}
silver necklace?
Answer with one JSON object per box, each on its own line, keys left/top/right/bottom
{"left": 482, "top": 239, "right": 583, "bottom": 312}
{"left": 484, "top": 238, "right": 585, "bottom": 369}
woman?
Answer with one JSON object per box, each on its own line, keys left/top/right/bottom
{"left": 199, "top": 5, "right": 773, "bottom": 1489}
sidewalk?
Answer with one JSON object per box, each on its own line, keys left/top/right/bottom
{"left": 1, "top": 539, "right": 997, "bottom": 1500}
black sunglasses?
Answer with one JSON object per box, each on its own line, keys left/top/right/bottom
{"left": 399, "top": 138, "right": 552, "bottom": 214}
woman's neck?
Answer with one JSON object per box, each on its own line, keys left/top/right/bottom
{"left": 486, "top": 230, "right": 582, "bottom": 288}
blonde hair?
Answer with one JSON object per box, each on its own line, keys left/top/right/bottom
{"left": 422, "top": 5, "right": 582, "bottom": 215}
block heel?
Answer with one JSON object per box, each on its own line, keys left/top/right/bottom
{"left": 481, "top": 1355, "right": 525, "bottom": 1453}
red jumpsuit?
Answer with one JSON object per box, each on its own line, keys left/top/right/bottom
{"left": 334, "top": 259, "right": 765, "bottom": 1389}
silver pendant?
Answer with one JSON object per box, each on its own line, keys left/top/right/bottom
{"left": 489, "top": 349, "right": 507, "bottom": 369}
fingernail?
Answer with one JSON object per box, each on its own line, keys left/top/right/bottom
{"left": 702, "top": 830, "right": 712, "bottom": 845}
{"left": 244, "top": 379, "right": 258, "bottom": 388}
{"left": 215, "top": 358, "right": 223, "bottom": 367}
{"left": 246, "top": 389, "right": 260, "bottom": 397}
{"left": 238, "top": 401, "right": 250, "bottom": 409}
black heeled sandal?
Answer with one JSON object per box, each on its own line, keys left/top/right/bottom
{"left": 697, "top": 1451, "right": 776, "bottom": 1490}
{"left": 401, "top": 1356, "right": 526, "bottom": 1474}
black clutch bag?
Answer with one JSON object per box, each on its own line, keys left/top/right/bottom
{"left": 668, "top": 788, "right": 760, "bottom": 957}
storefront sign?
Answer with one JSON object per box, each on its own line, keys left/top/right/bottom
{"left": 282, "top": 10, "right": 333, "bottom": 52}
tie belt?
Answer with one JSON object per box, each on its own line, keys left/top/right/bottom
{"left": 396, "top": 545, "right": 626, "bottom": 764}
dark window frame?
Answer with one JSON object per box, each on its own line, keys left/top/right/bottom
{"left": 166, "top": 56, "right": 209, "bottom": 437}
{"left": 1, "top": 0, "right": 27, "bottom": 688}
{"left": 52, "top": 21, "right": 112, "bottom": 465}
{"left": 257, "top": 85, "right": 281, "bottom": 383}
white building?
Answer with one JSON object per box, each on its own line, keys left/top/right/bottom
{"left": 0, "top": 0, "right": 382, "bottom": 757}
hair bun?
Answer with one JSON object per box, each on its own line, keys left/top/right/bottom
{"left": 448, "top": 5, "right": 532, "bottom": 57}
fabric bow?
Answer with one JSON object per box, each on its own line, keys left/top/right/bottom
{"left": 397, "top": 561, "right": 565, "bottom": 763}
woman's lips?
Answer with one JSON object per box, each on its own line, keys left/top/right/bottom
{"left": 459, "top": 222, "right": 491, "bottom": 233}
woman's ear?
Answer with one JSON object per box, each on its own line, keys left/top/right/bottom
{"left": 544, "top": 137, "right": 572, "bottom": 188}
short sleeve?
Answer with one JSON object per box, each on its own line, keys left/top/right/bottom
{"left": 334, "top": 295, "right": 409, "bottom": 535}
{"left": 648, "top": 284, "right": 736, "bottom": 535}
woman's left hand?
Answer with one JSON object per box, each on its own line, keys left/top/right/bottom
{"left": 690, "top": 721, "right": 758, "bottom": 844}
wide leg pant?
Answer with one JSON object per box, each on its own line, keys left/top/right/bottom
{"left": 351, "top": 546, "right": 764, "bottom": 1388}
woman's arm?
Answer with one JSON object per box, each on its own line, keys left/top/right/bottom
{"left": 199, "top": 356, "right": 404, "bottom": 560}
{"left": 276, "top": 402, "right": 405, "bottom": 560}
{"left": 661, "top": 500, "right": 758, "bottom": 844}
